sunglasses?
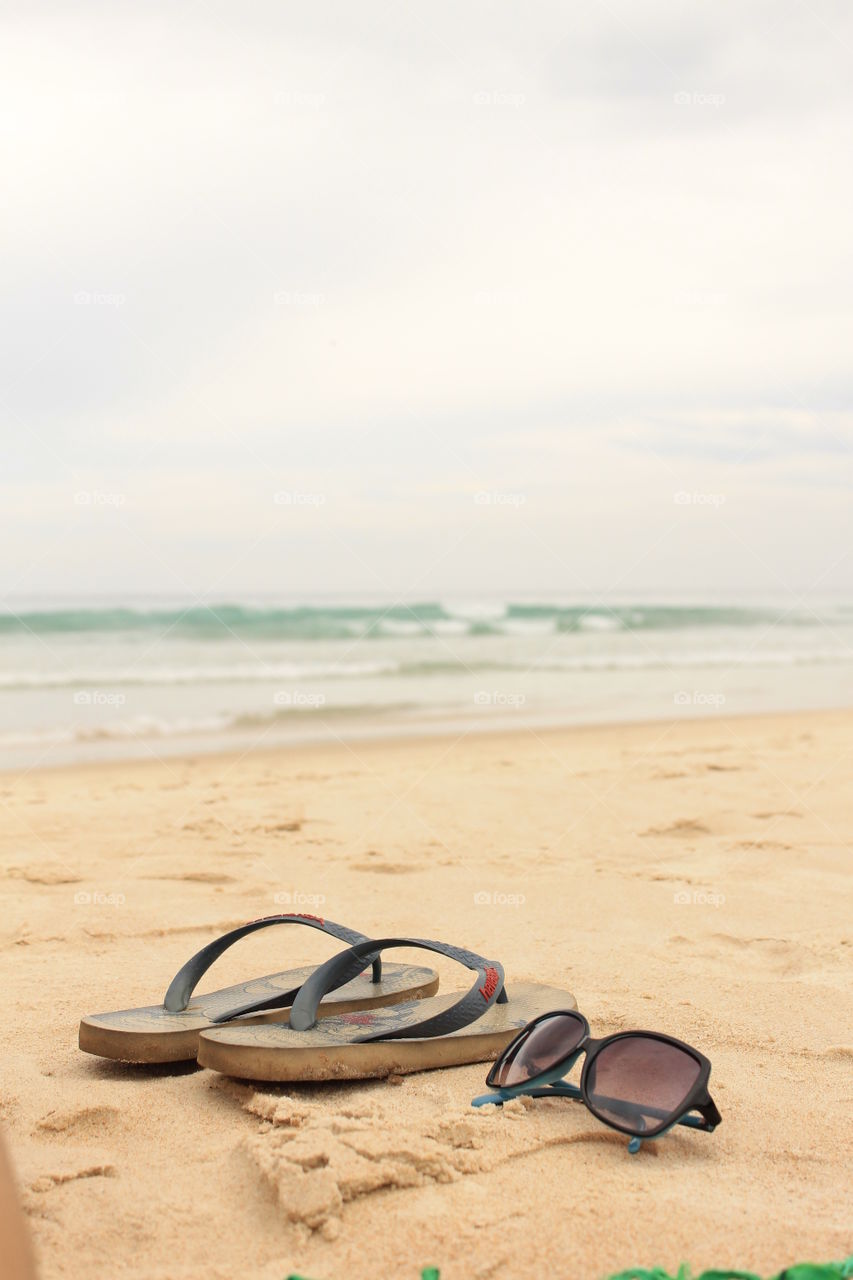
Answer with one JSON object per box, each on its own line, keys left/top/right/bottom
{"left": 472, "top": 1009, "right": 721, "bottom": 1153}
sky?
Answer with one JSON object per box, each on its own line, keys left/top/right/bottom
{"left": 2, "top": 0, "right": 852, "bottom": 602}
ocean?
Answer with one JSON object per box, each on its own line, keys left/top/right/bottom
{"left": 1, "top": 593, "right": 852, "bottom": 770}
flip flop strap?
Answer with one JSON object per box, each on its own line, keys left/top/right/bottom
{"left": 163, "top": 913, "right": 379, "bottom": 1012}
{"left": 288, "top": 936, "right": 507, "bottom": 1042}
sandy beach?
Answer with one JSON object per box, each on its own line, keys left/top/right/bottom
{"left": 2, "top": 709, "right": 850, "bottom": 1279}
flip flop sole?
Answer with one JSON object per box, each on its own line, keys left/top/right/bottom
{"left": 196, "top": 980, "right": 576, "bottom": 1081}
{"left": 79, "top": 963, "right": 439, "bottom": 1063}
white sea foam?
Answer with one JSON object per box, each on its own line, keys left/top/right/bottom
{"left": 0, "top": 659, "right": 399, "bottom": 690}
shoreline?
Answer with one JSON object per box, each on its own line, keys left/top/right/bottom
{"left": 3, "top": 697, "right": 853, "bottom": 778}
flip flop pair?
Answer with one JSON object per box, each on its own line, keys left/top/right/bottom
{"left": 78, "top": 912, "right": 439, "bottom": 1064}
{"left": 80, "top": 917, "right": 576, "bottom": 1080}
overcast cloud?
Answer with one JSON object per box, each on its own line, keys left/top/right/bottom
{"left": 2, "top": 1, "right": 852, "bottom": 599}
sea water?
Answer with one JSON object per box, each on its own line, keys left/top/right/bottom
{"left": 0, "top": 593, "right": 851, "bottom": 770}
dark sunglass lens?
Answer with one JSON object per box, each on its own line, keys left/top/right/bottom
{"left": 491, "top": 1012, "right": 585, "bottom": 1087}
{"left": 585, "top": 1036, "right": 701, "bottom": 1135}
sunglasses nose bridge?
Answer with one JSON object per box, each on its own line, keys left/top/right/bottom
{"left": 577, "top": 1036, "right": 604, "bottom": 1091}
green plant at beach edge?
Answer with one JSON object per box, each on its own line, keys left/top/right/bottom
{"left": 285, "top": 1256, "right": 852, "bottom": 1280}
{"left": 608, "top": 1259, "right": 852, "bottom": 1280}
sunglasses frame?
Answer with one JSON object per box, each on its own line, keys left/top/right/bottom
{"left": 474, "top": 1009, "right": 721, "bottom": 1153}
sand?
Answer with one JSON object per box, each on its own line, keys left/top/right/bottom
{"left": 1, "top": 710, "right": 851, "bottom": 1279}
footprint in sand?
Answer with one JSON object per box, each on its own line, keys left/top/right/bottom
{"left": 136, "top": 920, "right": 238, "bottom": 940}
{"left": 640, "top": 818, "right": 712, "bottom": 838}
{"left": 351, "top": 851, "right": 420, "bottom": 874}
{"left": 668, "top": 932, "right": 826, "bottom": 977}
{"left": 729, "top": 839, "right": 794, "bottom": 852}
{"left": 144, "top": 871, "right": 236, "bottom": 885}
{"left": 34, "top": 1105, "right": 121, "bottom": 1139}
{"left": 237, "top": 1089, "right": 594, "bottom": 1235}
{"left": 240, "top": 1093, "right": 485, "bottom": 1232}
{"left": 236, "top": 1090, "right": 512, "bottom": 1228}
{"left": 5, "top": 864, "right": 81, "bottom": 885}
{"left": 352, "top": 861, "right": 419, "bottom": 874}
{"left": 29, "top": 1165, "right": 116, "bottom": 1193}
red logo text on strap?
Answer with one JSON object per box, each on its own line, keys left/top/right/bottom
{"left": 478, "top": 966, "right": 500, "bottom": 1002}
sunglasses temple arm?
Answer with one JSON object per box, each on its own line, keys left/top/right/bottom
{"left": 693, "top": 1095, "right": 722, "bottom": 1131}
{"left": 530, "top": 1082, "right": 583, "bottom": 1100}
{"left": 637, "top": 1095, "right": 721, "bottom": 1137}
{"left": 470, "top": 1081, "right": 585, "bottom": 1108}
{"left": 637, "top": 1096, "right": 721, "bottom": 1151}
{"left": 626, "top": 1105, "right": 717, "bottom": 1155}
